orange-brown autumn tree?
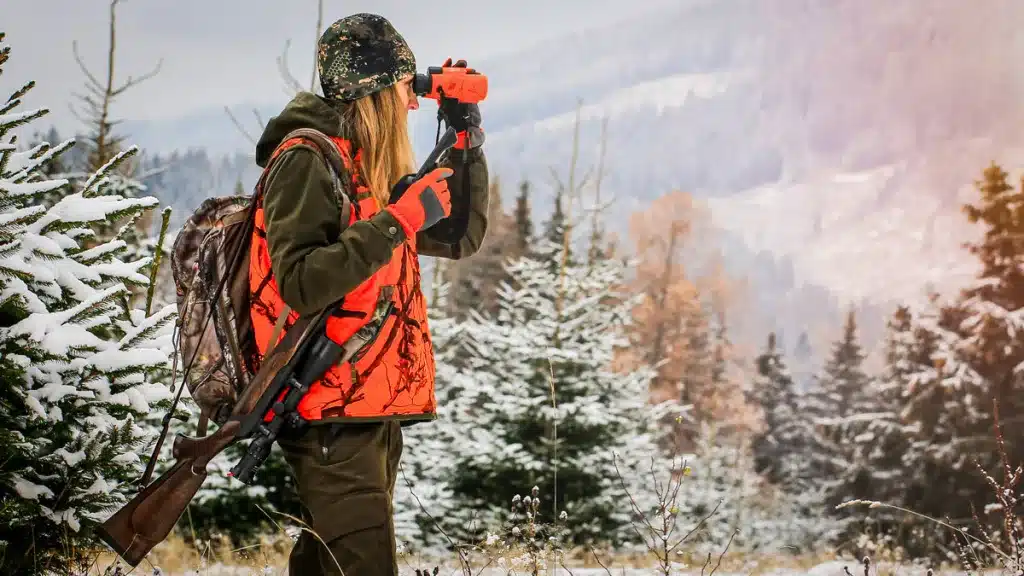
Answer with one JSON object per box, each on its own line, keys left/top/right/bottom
{"left": 620, "top": 190, "right": 755, "bottom": 446}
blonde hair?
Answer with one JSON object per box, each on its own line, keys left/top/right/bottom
{"left": 337, "top": 84, "right": 416, "bottom": 207}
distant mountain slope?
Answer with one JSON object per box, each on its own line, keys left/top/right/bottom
{"left": 118, "top": 0, "right": 1024, "bottom": 365}
{"left": 467, "top": 0, "right": 1024, "bottom": 306}
{"left": 475, "top": 0, "right": 1024, "bottom": 197}
{"left": 708, "top": 141, "right": 1024, "bottom": 307}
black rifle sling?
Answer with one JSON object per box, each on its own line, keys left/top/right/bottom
{"left": 423, "top": 113, "right": 472, "bottom": 245}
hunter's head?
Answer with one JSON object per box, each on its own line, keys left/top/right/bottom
{"left": 317, "top": 12, "right": 418, "bottom": 205}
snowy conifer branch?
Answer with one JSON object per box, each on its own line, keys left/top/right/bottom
{"left": 0, "top": 30, "right": 176, "bottom": 572}
{"left": 79, "top": 146, "right": 137, "bottom": 198}
{"left": 119, "top": 303, "right": 175, "bottom": 350}
{"left": 0, "top": 107, "right": 46, "bottom": 141}
{"left": 26, "top": 137, "right": 75, "bottom": 171}
{"left": 0, "top": 81, "right": 37, "bottom": 116}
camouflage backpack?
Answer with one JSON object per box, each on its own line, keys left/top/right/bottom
{"left": 167, "top": 128, "right": 351, "bottom": 435}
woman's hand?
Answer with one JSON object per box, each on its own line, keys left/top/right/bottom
{"left": 438, "top": 58, "right": 484, "bottom": 149}
{"left": 385, "top": 167, "right": 454, "bottom": 236}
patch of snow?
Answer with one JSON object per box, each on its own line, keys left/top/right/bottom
{"left": 12, "top": 475, "right": 55, "bottom": 500}
{"left": 706, "top": 159, "right": 988, "bottom": 307}
{"left": 804, "top": 560, "right": 856, "bottom": 576}
{"left": 490, "top": 71, "right": 736, "bottom": 138}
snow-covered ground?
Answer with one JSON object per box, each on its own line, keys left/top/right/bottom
{"left": 488, "top": 71, "right": 736, "bottom": 138}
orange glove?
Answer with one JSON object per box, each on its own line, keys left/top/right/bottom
{"left": 385, "top": 167, "right": 454, "bottom": 236}
{"left": 438, "top": 58, "right": 484, "bottom": 150}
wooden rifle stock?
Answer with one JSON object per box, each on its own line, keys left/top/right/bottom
{"left": 95, "top": 287, "right": 393, "bottom": 568}
{"left": 94, "top": 420, "right": 240, "bottom": 567}
{"left": 94, "top": 309, "right": 327, "bottom": 568}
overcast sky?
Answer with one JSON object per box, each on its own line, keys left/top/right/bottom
{"left": 4, "top": 0, "right": 677, "bottom": 133}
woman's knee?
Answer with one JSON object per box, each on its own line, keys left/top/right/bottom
{"left": 322, "top": 522, "right": 398, "bottom": 576}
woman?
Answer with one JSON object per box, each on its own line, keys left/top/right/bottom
{"left": 247, "top": 12, "right": 489, "bottom": 575}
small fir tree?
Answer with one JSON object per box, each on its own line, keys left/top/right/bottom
{"left": 0, "top": 33, "right": 175, "bottom": 575}
{"left": 799, "top": 310, "right": 875, "bottom": 519}
{"left": 442, "top": 230, "right": 680, "bottom": 547}
{"left": 749, "top": 333, "right": 806, "bottom": 486}
{"left": 836, "top": 305, "right": 935, "bottom": 553}
{"left": 791, "top": 329, "right": 815, "bottom": 391}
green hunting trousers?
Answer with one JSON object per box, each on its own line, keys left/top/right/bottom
{"left": 277, "top": 420, "right": 404, "bottom": 576}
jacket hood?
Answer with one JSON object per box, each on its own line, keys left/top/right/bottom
{"left": 255, "top": 91, "right": 345, "bottom": 167}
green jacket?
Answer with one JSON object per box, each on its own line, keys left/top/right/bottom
{"left": 254, "top": 92, "right": 489, "bottom": 316}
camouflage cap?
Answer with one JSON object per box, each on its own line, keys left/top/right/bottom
{"left": 317, "top": 13, "right": 417, "bottom": 102}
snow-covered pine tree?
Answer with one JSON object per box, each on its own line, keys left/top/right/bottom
{"left": 815, "top": 310, "right": 871, "bottom": 417}
{"left": 806, "top": 310, "right": 877, "bottom": 508}
{"left": 834, "top": 293, "right": 993, "bottom": 559}
{"left": 882, "top": 294, "right": 996, "bottom": 560}
{"left": 541, "top": 187, "right": 569, "bottom": 256}
{"left": 868, "top": 163, "right": 1024, "bottom": 561}
{"left": 749, "top": 333, "right": 805, "bottom": 485}
{"left": 747, "top": 333, "right": 848, "bottom": 553}
{"left": 853, "top": 308, "right": 918, "bottom": 490}
{"left": 744, "top": 331, "right": 838, "bottom": 543}
{"left": 836, "top": 305, "right": 937, "bottom": 554}
{"left": 791, "top": 329, "right": 815, "bottom": 392}
{"left": 946, "top": 162, "right": 1024, "bottom": 470}
{"left": 0, "top": 33, "right": 176, "bottom": 575}
{"left": 442, "top": 217, "right": 680, "bottom": 548}
{"left": 512, "top": 179, "right": 534, "bottom": 258}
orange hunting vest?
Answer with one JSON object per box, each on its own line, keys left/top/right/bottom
{"left": 248, "top": 135, "right": 437, "bottom": 422}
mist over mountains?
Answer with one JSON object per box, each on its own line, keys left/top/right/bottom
{"left": 46, "top": 0, "right": 1024, "bottom": 370}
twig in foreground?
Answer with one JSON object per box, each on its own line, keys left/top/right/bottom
{"left": 398, "top": 463, "right": 475, "bottom": 576}
{"left": 588, "top": 545, "right": 616, "bottom": 576}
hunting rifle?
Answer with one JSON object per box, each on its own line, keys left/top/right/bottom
{"left": 95, "top": 127, "right": 459, "bottom": 568}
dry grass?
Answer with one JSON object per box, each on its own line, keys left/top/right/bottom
{"left": 84, "top": 537, "right": 854, "bottom": 576}
{"left": 87, "top": 532, "right": 293, "bottom": 575}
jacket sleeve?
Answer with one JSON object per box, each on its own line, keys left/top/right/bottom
{"left": 261, "top": 146, "right": 408, "bottom": 315}
{"left": 416, "top": 145, "right": 490, "bottom": 260}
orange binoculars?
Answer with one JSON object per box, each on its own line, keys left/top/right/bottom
{"left": 413, "top": 65, "right": 488, "bottom": 104}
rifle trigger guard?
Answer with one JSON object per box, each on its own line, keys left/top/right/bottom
{"left": 190, "top": 461, "right": 204, "bottom": 476}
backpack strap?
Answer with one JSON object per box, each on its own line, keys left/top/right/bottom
{"left": 254, "top": 128, "right": 354, "bottom": 357}
{"left": 264, "top": 302, "right": 292, "bottom": 357}
{"left": 261, "top": 127, "right": 354, "bottom": 227}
